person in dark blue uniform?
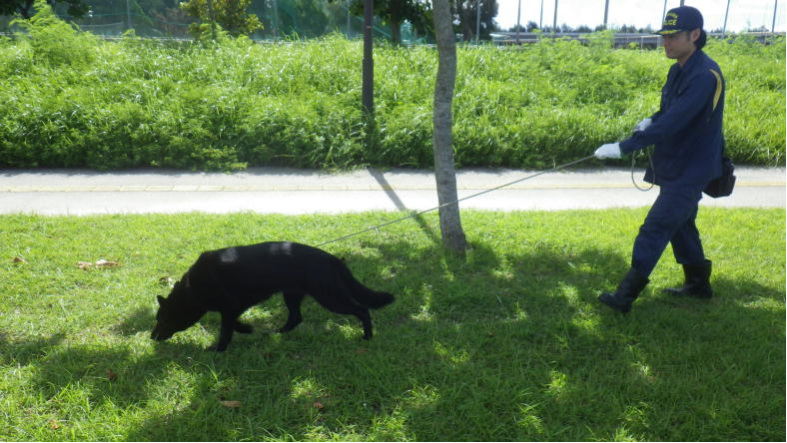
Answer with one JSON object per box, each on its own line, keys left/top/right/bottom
{"left": 593, "top": 6, "right": 725, "bottom": 313}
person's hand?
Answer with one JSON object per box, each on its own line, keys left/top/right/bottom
{"left": 635, "top": 117, "right": 653, "bottom": 132}
{"left": 594, "top": 142, "right": 621, "bottom": 159}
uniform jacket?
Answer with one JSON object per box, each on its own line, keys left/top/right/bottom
{"left": 620, "top": 49, "right": 725, "bottom": 188}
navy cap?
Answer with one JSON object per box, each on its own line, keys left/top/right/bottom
{"left": 656, "top": 6, "right": 704, "bottom": 35}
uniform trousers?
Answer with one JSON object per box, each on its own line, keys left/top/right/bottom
{"left": 631, "top": 185, "right": 707, "bottom": 277}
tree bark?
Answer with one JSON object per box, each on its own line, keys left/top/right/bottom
{"left": 20, "top": 0, "right": 35, "bottom": 19}
{"left": 432, "top": 0, "right": 468, "bottom": 255}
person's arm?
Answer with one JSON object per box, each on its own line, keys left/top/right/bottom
{"left": 620, "top": 69, "right": 717, "bottom": 154}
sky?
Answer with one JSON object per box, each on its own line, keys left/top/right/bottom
{"left": 495, "top": 0, "right": 786, "bottom": 32}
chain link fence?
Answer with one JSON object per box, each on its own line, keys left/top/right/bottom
{"left": 0, "top": 0, "right": 417, "bottom": 42}
{"left": 0, "top": 0, "right": 783, "bottom": 44}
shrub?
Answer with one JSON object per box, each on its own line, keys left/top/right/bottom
{"left": 0, "top": 9, "right": 783, "bottom": 171}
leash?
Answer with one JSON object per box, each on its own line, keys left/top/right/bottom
{"left": 630, "top": 147, "right": 655, "bottom": 192}
{"left": 315, "top": 154, "right": 597, "bottom": 248}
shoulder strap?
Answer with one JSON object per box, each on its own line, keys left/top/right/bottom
{"left": 709, "top": 69, "right": 723, "bottom": 112}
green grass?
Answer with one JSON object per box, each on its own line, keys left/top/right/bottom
{"left": 0, "top": 208, "right": 784, "bottom": 441}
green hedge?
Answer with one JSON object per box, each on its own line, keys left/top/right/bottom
{"left": 0, "top": 6, "right": 784, "bottom": 170}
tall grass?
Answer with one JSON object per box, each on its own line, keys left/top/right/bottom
{"left": 0, "top": 4, "right": 784, "bottom": 170}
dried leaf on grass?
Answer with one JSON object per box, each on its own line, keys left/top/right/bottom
{"left": 95, "top": 259, "right": 121, "bottom": 268}
{"left": 13, "top": 257, "right": 27, "bottom": 264}
{"left": 219, "top": 400, "right": 242, "bottom": 409}
{"left": 77, "top": 260, "right": 121, "bottom": 270}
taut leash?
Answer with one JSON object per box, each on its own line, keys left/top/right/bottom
{"left": 315, "top": 154, "right": 597, "bottom": 248}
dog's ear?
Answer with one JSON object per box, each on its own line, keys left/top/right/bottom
{"left": 156, "top": 295, "right": 166, "bottom": 306}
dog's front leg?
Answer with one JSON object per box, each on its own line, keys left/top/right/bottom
{"left": 278, "top": 291, "right": 305, "bottom": 333}
{"left": 215, "top": 312, "right": 238, "bottom": 352}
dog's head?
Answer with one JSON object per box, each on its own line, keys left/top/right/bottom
{"left": 150, "top": 278, "right": 205, "bottom": 342}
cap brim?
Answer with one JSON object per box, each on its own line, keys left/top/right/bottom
{"left": 655, "top": 29, "right": 682, "bottom": 35}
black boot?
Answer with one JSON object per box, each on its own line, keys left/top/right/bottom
{"left": 663, "top": 260, "right": 713, "bottom": 299}
{"left": 599, "top": 268, "right": 650, "bottom": 314}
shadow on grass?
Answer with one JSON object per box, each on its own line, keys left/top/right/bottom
{"left": 1, "top": 332, "right": 66, "bottom": 366}
{"left": 9, "top": 240, "right": 784, "bottom": 441}
{"left": 112, "top": 307, "right": 157, "bottom": 336}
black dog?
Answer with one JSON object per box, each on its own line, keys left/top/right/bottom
{"left": 151, "top": 241, "right": 394, "bottom": 351}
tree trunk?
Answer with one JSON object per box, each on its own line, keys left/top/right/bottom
{"left": 432, "top": 0, "right": 468, "bottom": 255}
{"left": 20, "top": 0, "right": 35, "bottom": 19}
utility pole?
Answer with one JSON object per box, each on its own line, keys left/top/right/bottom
{"left": 362, "top": 0, "right": 374, "bottom": 115}
{"left": 515, "top": 0, "right": 521, "bottom": 43}
{"left": 603, "top": 0, "right": 609, "bottom": 29}
{"left": 539, "top": 0, "right": 543, "bottom": 29}
{"left": 773, "top": 0, "right": 779, "bottom": 33}
{"left": 552, "top": 0, "right": 558, "bottom": 33}
{"left": 723, "top": 0, "right": 731, "bottom": 37}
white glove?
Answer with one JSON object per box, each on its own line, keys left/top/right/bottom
{"left": 635, "top": 117, "right": 653, "bottom": 132}
{"left": 594, "top": 142, "right": 622, "bottom": 159}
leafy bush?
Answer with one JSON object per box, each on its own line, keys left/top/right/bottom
{"left": 10, "top": 0, "right": 97, "bottom": 68}
{"left": 0, "top": 9, "right": 784, "bottom": 171}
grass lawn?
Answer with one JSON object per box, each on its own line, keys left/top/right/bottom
{"left": 0, "top": 208, "right": 784, "bottom": 441}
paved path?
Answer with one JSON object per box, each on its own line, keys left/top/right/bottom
{"left": 0, "top": 166, "right": 783, "bottom": 215}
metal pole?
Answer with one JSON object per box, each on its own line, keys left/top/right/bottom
{"left": 539, "top": 0, "right": 544, "bottom": 29}
{"left": 553, "top": 0, "right": 558, "bottom": 33}
{"left": 206, "top": 0, "right": 216, "bottom": 39}
{"left": 603, "top": 0, "right": 609, "bottom": 29}
{"left": 659, "top": 0, "right": 668, "bottom": 47}
{"left": 515, "top": 0, "right": 521, "bottom": 43}
{"left": 126, "top": 0, "right": 132, "bottom": 31}
{"left": 272, "top": 0, "right": 279, "bottom": 41}
{"left": 347, "top": 0, "right": 351, "bottom": 37}
{"left": 722, "top": 0, "right": 731, "bottom": 37}
{"left": 773, "top": 0, "right": 779, "bottom": 33}
{"left": 476, "top": 0, "right": 481, "bottom": 42}
{"left": 362, "top": 0, "right": 374, "bottom": 115}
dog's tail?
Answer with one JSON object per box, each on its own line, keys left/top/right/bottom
{"left": 357, "top": 288, "right": 395, "bottom": 309}
{"left": 334, "top": 259, "right": 395, "bottom": 309}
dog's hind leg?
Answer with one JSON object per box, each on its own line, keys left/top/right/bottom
{"left": 278, "top": 291, "right": 306, "bottom": 333}
{"left": 234, "top": 321, "right": 253, "bottom": 334}
{"left": 354, "top": 308, "right": 373, "bottom": 340}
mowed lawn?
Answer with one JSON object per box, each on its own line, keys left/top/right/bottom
{"left": 0, "top": 208, "right": 784, "bottom": 441}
